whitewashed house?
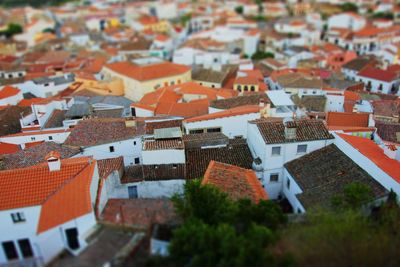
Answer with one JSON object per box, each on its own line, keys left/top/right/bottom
{"left": 247, "top": 119, "right": 334, "bottom": 199}
{"left": 183, "top": 105, "right": 261, "bottom": 138}
{"left": 63, "top": 118, "right": 143, "bottom": 166}
{"left": 0, "top": 86, "right": 23, "bottom": 106}
{"left": 356, "top": 67, "right": 400, "bottom": 95}
{"left": 327, "top": 13, "right": 366, "bottom": 31}
{"left": 283, "top": 143, "right": 387, "bottom": 213}
{"left": 0, "top": 153, "right": 99, "bottom": 266}
{"left": 18, "top": 74, "right": 75, "bottom": 98}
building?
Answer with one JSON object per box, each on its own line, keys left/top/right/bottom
{"left": 183, "top": 105, "right": 261, "bottom": 138}
{"left": 283, "top": 144, "right": 387, "bottom": 213}
{"left": 0, "top": 86, "right": 23, "bottom": 106}
{"left": 202, "top": 161, "right": 268, "bottom": 203}
{"left": 101, "top": 59, "right": 191, "bottom": 101}
{"left": 247, "top": 119, "right": 334, "bottom": 199}
{"left": 0, "top": 153, "right": 99, "bottom": 266}
{"left": 356, "top": 67, "right": 400, "bottom": 95}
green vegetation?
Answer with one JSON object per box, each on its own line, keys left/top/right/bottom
{"left": 280, "top": 191, "right": 400, "bottom": 266}
{"left": 179, "top": 14, "right": 192, "bottom": 27}
{"left": 251, "top": 51, "right": 275, "bottom": 60}
{"left": 0, "top": 23, "right": 23, "bottom": 38}
{"left": 372, "top": 12, "right": 394, "bottom": 20}
{"left": 339, "top": 2, "right": 358, "bottom": 13}
{"left": 147, "top": 181, "right": 400, "bottom": 267}
{"left": 235, "top": 6, "right": 244, "bottom": 15}
{"left": 147, "top": 180, "right": 288, "bottom": 267}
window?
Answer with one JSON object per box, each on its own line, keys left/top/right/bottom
{"left": 48, "top": 136, "right": 53, "bottom": 140}
{"left": 170, "top": 81, "right": 175, "bottom": 85}
{"left": 2, "top": 241, "right": 18, "bottom": 260}
{"left": 271, "top": 146, "right": 281, "bottom": 156}
{"left": 44, "top": 83, "right": 49, "bottom": 87}
{"left": 109, "top": 146, "right": 115, "bottom": 153}
{"left": 297, "top": 144, "right": 307, "bottom": 154}
{"left": 18, "top": 73, "right": 23, "bottom": 77}
{"left": 297, "top": 208, "right": 302, "bottom": 214}
{"left": 8, "top": 74, "right": 12, "bottom": 78}
{"left": 211, "top": 85, "right": 215, "bottom": 88}
{"left": 286, "top": 178, "right": 290, "bottom": 189}
{"left": 237, "top": 85, "right": 241, "bottom": 91}
{"left": 134, "top": 157, "right": 140, "bottom": 164}
{"left": 189, "top": 129, "right": 204, "bottom": 134}
{"left": 11, "top": 212, "right": 25, "bottom": 223}
{"left": 133, "top": 141, "right": 137, "bottom": 146}
{"left": 250, "top": 86, "right": 255, "bottom": 91}
{"left": 18, "top": 239, "right": 33, "bottom": 258}
{"left": 244, "top": 85, "right": 248, "bottom": 91}
{"left": 270, "top": 173, "right": 279, "bottom": 182}
{"left": 172, "top": 164, "right": 178, "bottom": 169}
{"left": 312, "top": 90, "right": 317, "bottom": 94}
{"left": 31, "top": 137, "right": 35, "bottom": 141}
{"left": 207, "top": 127, "right": 221, "bottom": 133}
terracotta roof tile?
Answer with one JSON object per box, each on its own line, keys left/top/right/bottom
{"left": 143, "top": 138, "right": 184, "bottom": 150}
{"left": 0, "top": 157, "right": 96, "bottom": 233}
{"left": 326, "top": 112, "right": 370, "bottom": 129}
{"left": 253, "top": 119, "right": 334, "bottom": 144}
{"left": 358, "top": 67, "right": 398, "bottom": 82}
{"left": 104, "top": 61, "right": 190, "bottom": 82}
{"left": 202, "top": 161, "right": 268, "bottom": 203}
{"left": 97, "top": 157, "right": 124, "bottom": 180}
{"left": 0, "top": 142, "right": 20, "bottom": 155}
{"left": 0, "top": 86, "right": 20, "bottom": 99}
{"left": 338, "top": 134, "right": 400, "bottom": 182}
{"left": 185, "top": 105, "right": 260, "bottom": 123}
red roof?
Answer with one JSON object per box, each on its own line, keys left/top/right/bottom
{"left": 0, "top": 142, "right": 20, "bottom": 155}
{"left": 202, "top": 161, "right": 268, "bottom": 203}
{"left": 0, "top": 86, "right": 20, "bottom": 99}
{"left": 104, "top": 61, "right": 190, "bottom": 81}
{"left": 326, "top": 112, "right": 370, "bottom": 130}
{"left": 185, "top": 105, "right": 260, "bottom": 123}
{"left": 358, "top": 67, "right": 398, "bottom": 82}
{"left": 0, "top": 157, "right": 96, "bottom": 234}
{"left": 338, "top": 134, "right": 400, "bottom": 182}
{"left": 18, "top": 98, "right": 46, "bottom": 107}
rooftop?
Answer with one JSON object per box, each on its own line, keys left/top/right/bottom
{"left": 252, "top": 119, "right": 334, "bottom": 144}
{"left": 285, "top": 144, "right": 387, "bottom": 209}
{"left": 0, "top": 156, "right": 96, "bottom": 233}
{"left": 185, "top": 105, "right": 260, "bottom": 123}
{"left": 202, "top": 161, "right": 268, "bottom": 203}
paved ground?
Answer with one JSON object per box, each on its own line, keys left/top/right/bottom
{"left": 49, "top": 226, "right": 138, "bottom": 267}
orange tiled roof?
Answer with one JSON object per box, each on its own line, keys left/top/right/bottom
{"left": 0, "top": 142, "right": 20, "bottom": 155}
{"left": 326, "top": 112, "right": 370, "bottom": 128}
{"left": 202, "top": 161, "right": 268, "bottom": 203}
{"left": 185, "top": 105, "right": 260, "bottom": 123}
{"left": 0, "top": 157, "right": 96, "bottom": 233}
{"left": 104, "top": 61, "right": 190, "bottom": 81}
{"left": 0, "top": 86, "right": 20, "bottom": 99}
{"left": 338, "top": 134, "right": 400, "bottom": 182}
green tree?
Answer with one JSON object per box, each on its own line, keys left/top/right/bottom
{"left": 0, "top": 23, "right": 23, "bottom": 38}
{"left": 171, "top": 179, "right": 236, "bottom": 225}
{"left": 235, "top": 6, "right": 244, "bottom": 15}
{"left": 331, "top": 182, "right": 373, "bottom": 210}
{"left": 251, "top": 51, "right": 274, "bottom": 60}
{"left": 340, "top": 2, "right": 358, "bottom": 13}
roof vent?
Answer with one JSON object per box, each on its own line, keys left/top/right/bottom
{"left": 45, "top": 151, "right": 61, "bottom": 171}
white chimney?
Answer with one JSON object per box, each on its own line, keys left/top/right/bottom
{"left": 45, "top": 151, "right": 61, "bottom": 171}
{"left": 284, "top": 120, "right": 297, "bottom": 140}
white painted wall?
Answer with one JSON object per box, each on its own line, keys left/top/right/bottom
{"left": 80, "top": 138, "right": 142, "bottom": 166}
{"left": 142, "top": 149, "right": 185, "bottom": 165}
{"left": 282, "top": 169, "right": 306, "bottom": 213}
{"left": 0, "top": 90, "right": 23, "bottom": 106}
{"left": 0, "top": 131, "right": 71, "bottom": 145}
{"left": 184, "top": 112, "right": 260, "bottom": 138}
{"left": 326, "top": 93, "right": 344, "bottom": 112}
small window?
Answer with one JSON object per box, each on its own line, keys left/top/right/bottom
{"left": 134, "top": 157, "right": 140, "bottom": 164}
{"left": 133, "top": 141, "right": 137, "bottom": 146}
{"left": 297, "top": 144, "right": 307, "bottom": 154}
{"left": 178, "top": 79, "right": 181, "bottom": 84}
{"left": 271, "top": 146, "right": 281, "bottom": 156}
{"left": 286, "top": 178, "right": 290, "bottom": 189}
{"left": 206, "top": 127, "right": 221, "bottom": 133}
{"left": 48, "top": 136, "right": 53, "bottom": 140}
{"left": 297, "top": 208, "right": 302, "bottom": 214}
{"left": 211, "top": 84, "right": 215, "bottom": 88}
{"left": 170, "top": 81, "right": 175, "bottom": 85}
{"left": 44, "top": 83, "right": 49, "bottom": 87}
{"left": 312, "top": 91, "right": 317, "bottom": 94}
{"left": 18, "top": 73, "right": 23, "bottom": 77}
{"left": 109, "top": 146, "right": 115, "bottom": 152}
{"left": 8, "top": 74, "right": 12, "bottom": 78}
{"left": 11, "top": 212, "right": 25, "bottom": 223}
{"left": 189, "top": 129, "right": 204, "bottom": 134}
{"left": 31, "top": 137, "right": 35, "bottom": 141}
{"left": 250, "top": 86, "right": 255, "bottom": 91}
{"left": 270, "top": 174, "right": 279, "bottom": 182}
{"left": 172, "top": 164, "right": 178, "bottom": 169}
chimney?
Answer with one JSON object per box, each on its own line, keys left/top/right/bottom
{"left": 284, "top": 120, "right": 297, "bottom": 140}
{"left": 352, "top": 105, "right": 358, "bottom": 113}
{"left": 45, "top": 151, "right": 61, "bottom": 171}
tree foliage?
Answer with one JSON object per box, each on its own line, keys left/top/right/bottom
{"left": 0, "top": 23, "right": 23, "bottom": 38}
{"left": 339, "top": 2, "right": 358, "bottom": 13}
{"left": 149, "top": 180, "right": 288, "bottom": 267}
{"left": 235, "top": 6, "right": 244, "bottom": 15}
{"left": 251, "top": 51, "right": 274, "bottom": 60}
{"left": 331, "top": 182, "right": 373, "bottom": 210}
